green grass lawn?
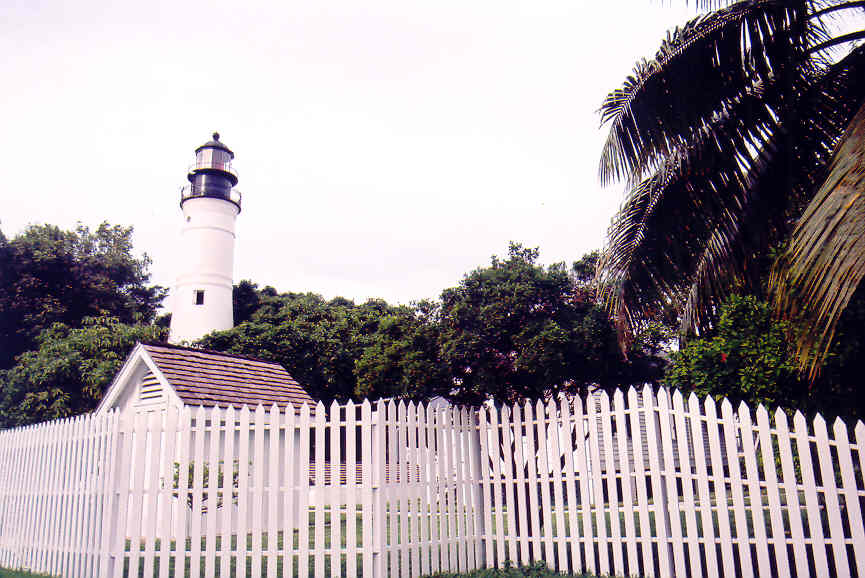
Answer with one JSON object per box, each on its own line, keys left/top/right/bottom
{"left": 0, "top": 569, "right": 58, "bottom": 578}
{"left": 424, "top": 561, "right": 629, "bottom": 578}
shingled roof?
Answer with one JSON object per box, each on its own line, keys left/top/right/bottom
{"left": 140, "top": 342, "right": 315, "bottom": 409}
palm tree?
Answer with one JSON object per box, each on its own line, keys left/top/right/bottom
{"left": 596, "top": 0, "right": 865, "bottom": 376}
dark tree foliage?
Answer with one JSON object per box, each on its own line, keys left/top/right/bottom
{"left": 664, "top": 292, "right": 865, "bottom": 421}
{"left": 0, "top": 317, "right": 166, "bottom": 428}
{"left": 0, "top": 223, "right": 166, "bottom": 369}
{"left": 438, "top": 243, "right": 664, "bottom": 406}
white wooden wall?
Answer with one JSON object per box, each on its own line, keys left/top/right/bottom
{"left": 1, "top": 388, "right": 864, "bottom": 577}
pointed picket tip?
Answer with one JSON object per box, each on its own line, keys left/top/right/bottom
{"left": 671, "top": 388, "right": 684, "bottom": 404}
{"left": 396, "top": 399, "right": 406, "bottom": 414}
{"left": 720, "top": 397, "right": 733, "bottom": 413}
{"left": 774, "top": 406, "right": 788, "bottom": 422}
{"left": 833, "top": 417, "right": 849, "bottom": 438}
{"left": 755, "top": 404, "right": 769, "bottom": 420}
{"left": 524, "top": 398, "right": 534, "bottom": 414}
{"left": 345, "top": 398, "right": 355, "bottom": 410}
{"left": 657, "top": 386, "right": 670, "bottom": 403}
{"left": 855, "top": 420, "right": 865, "bottom": 438}
{"left": 687, "top": 391, "right": 701, "bottom": 406}
{"left": 269, "top": 403, "right": 280, "bottom": 416}
{"left": 613, "top": 388, "right": 625, "bottom": 404}
{"left": 406, "top": 400, "right": 415, "bottom": 413}
{"left": 361, "top": 399, "right": 371, "bottom": 412}
{"left": 793, "top": 411, "right": 807, "bottom": 429}
{"left": 501, "top": 404, "right": 511, "bottom": 420}
{"left": 737, "top": 400, "right": 753, "bottom": 419}
{"left": 627, "top": 384, "right": 639, "bottom": 397}
{"left": 813, "top": 413, "right": 826, "bottom": 429}
{"left": 284, "top": 402, "right": 294, "bottom": 416}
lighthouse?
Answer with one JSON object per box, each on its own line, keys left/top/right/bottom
{"left": 168, "top": 132, "right": 241, "bottom": 344}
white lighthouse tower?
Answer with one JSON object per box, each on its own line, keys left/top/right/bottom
{"left": 168, "top": 133, "right": 241, "bottom": 344}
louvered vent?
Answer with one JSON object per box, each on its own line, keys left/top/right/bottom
{"left": 136, "top": 371, "right": 163, "bottom": 407}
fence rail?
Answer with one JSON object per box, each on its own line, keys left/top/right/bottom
{"left": 0, "top": 386, "right": 864, "bottom": 577}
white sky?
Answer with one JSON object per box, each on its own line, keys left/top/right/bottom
{"left": 1, "top": 0, "right": 696, "bottom": 307}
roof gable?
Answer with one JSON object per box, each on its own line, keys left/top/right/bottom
{"left": 139, "top": 342, "right": 315, "bottom": 409}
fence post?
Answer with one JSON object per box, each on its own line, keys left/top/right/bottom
{"left": 373, "top": 400, "right": 386, "bottom": 578}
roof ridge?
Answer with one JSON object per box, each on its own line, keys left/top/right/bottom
{"left": 140, "top": 341, "right": 282, "bottom": 365}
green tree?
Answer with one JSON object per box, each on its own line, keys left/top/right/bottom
{"left": 438, "top": 243, "right": 661, "bottom": 406}
{"left": 199, "top": 292, "right": 420, "bottom": 402}
{"left": 354, "top": 300, "right": 449, "bottom": 401}
{"left": 664, "top": 292, "right": 865, "bottom": 420}
{"left": 664, "top": 295, "right": 805, "bottom": 409}
{"left": 0, "top": 223, "right": 165, "bottom": 369}
{"left": 595, "top": 1, "right": 865, "bottom": 376}
{"left": 0, "top": 316, "right": 166, "bottom": 428}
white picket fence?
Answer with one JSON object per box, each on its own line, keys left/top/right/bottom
{"left": 1, "top": 386, "right": 864, "bottom": 577}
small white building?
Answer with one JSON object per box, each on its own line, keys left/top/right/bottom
{"left": 95, "top": 342, "right": 315, "bottom": 417}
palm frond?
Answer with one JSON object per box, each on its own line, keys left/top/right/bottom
{"left": 599, "top": 0, "right": 810, "bottom": 187}
{"left": 598, "top": 77, "right": 785, "bottom": 340}
{"left": 772, "top": 100, "right": 865, "bottom": 378}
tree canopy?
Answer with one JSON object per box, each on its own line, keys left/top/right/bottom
{"left": 0, "top": 223, "right": 166, "bottom": 369}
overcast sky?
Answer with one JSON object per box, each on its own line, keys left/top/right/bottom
{"left": 1, "top": 0, "right": 696, "bottom": 307}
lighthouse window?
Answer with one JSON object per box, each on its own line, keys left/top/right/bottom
{"left": 194, "top": 290, "right": 205, "bottom": 305}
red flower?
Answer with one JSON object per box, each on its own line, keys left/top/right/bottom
{"left": 720, "top": 352, "right": 728, "bottom": 363}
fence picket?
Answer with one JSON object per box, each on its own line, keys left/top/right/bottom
{"left": 721, "top": 398, "right": 753, "bottom": 578}
{"left": 573, "top": 393, "right": 595, "bottom": 574}
{"left": 407, "top": 402, "right": 420, "bottom": 577}
{"left": 361, "top": 400, "right": 374, "bottom": 578}
{"left": 599, "top": 392, "right": 623, "bottom": 576}
{"left": 141, "top": 412, "right": 164, "bottom": 578}
{"left": 835, "top": 417, "right": 865, "bottom": 577}
{"left": 397, "top": 401, "right": 410, "bottom": 578}
{"left": 204, "top": 406, "right": 222, "bottom": 578}
{"left": 238, "top": 405, "right": 252, "bottom": 578}
{"left": 672, "top": 391, "right": 700, "bottom": 578}
{"left": 536, "top": 399, "right": 555, "bottom": 568}
{"left": 738, "top": 402, "right": 771, "bottom": 578}
{"left": 814, "top": 414, "right": 850, "bottom": 577}
{"left": 688, "top": 393, "right": 718, "bottom": 578}
{"left": 313, "top": 402, "right": 326, "bottom": 578}
{"left": 548, "top": 398, "right": 568, "bottom": 574}
{"left": 613, "top": 390, "right": 638, "bottom": 577}
{"left": 776, "top": 407, "right": 809, "bottom": 577}
{"left": 657, "top": 389, "right": 686, "bottom": 578}
{"left": 511, "top": 403, "right": 530, "bottom": 567}
{"left": 642, "top": 385, "right": 671, "bottom": 578}
{"left": 523, "top": 401, "right": 543, "bottom": 565}
{"left": 755, "top": 406, "right": 789, "bottom": 578}
{"left": 268, "top": 404, "right": 282, "bottom": 578}
{"left": 220, "top": 405, "right": 237, "bottom": 578}
{"left": 416, "top": 403, "right": 432, "bottom": 576}
{"left": 500, "top": 405, "right": 518, "bottom": 565}
{"left": 794, "top": 411, "right": 830, "bottom": 577}
{"left": 330, "top": 400, "right": 342, "bottom": 578}
{"left": 559, "top": 397, "right": 581, "bottom": 574}
{"left": 346, "top": 400, "right": 359, "bottom": 578}
{"left": 629, "top": 388, "right": 652, "bottom": 578}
